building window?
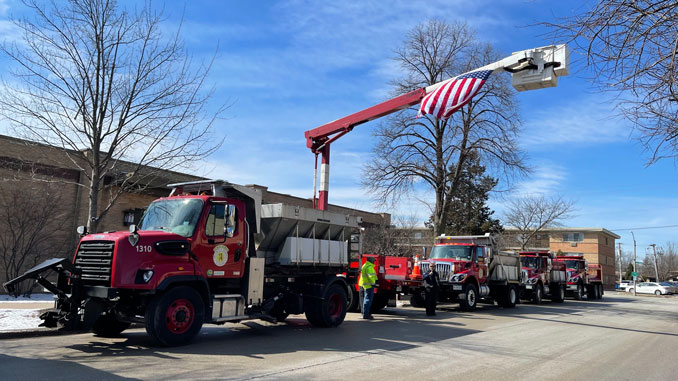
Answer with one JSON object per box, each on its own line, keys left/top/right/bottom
{"left": 562, "top": 232, "right": 583, "bottom": 242}
{"left": 414, "top": 232, "right": 423, "bottom": 239}
{"left": 123, "top": 208, "right": 145, "bottom": 226}
{"left": 605, "top": 237, "right": 609, "bottom": 246}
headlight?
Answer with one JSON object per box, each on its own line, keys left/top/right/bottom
{"left": 452, "top": 273, "right": 467, "bottom": 282}
{"left": 142, "top": 270, "right": 154, "bottom": 283}
{"left": 135, "top": 269, "right": 154, "bottom": 284}
{"left": 528, "top": 277, "right": 539, "bottom": 284}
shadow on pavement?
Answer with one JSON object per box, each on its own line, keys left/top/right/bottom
{"left": 65, "top": 309, "right": 480, "bottom": 360}
{"left": 0, "top": 353, "right": 138, "bottom": 380}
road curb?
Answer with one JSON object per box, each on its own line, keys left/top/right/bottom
{"left": 0, "top": 328, "right": 63, "bottom": 340}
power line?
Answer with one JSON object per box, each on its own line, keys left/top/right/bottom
{"left": 610, "top": 224, "right": 678, "bottom": 232}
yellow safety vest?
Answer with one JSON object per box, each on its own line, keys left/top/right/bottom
{"left": 359, "top": 261, "right": 378, "bottom": 289}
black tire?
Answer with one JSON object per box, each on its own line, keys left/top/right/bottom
{"left": 654, "top": 290, "right": 661, "bottom": 296}
{"left": 347, "top": 288, "right": 360, "bottom": 312}
{"left": 305, "top": 284, "right": 347, "bottom": 328}
{"left": 145, "top": 286, "right": 205, "bottom": 347}
{"left": 533, "top": 283, "right": 543, "bottom": 304}
{"left": 371, "top": 293, "right": 389, "bottom": 313}
{"left": 409, "top": 290, "right": 426, "bottom": 308}
{"left": 574, "top": 283, "right": 584, "bottom": 300}
{"left": 270, "top": 303, "right": 290, "bottom": 322}
{"left": 92, "top": 313, "right": 131, "bottom": 337}
{"left": 498, "top": 285, "right": 518, "bottom": 308}
{"left": 552, "top": 284, "right": 565, "bottom": 303}
{"left": 459, "top": 283, "right": 478, "bottom": 312}
{"left": 598, "top": 284, "right": 604, "bottom": 299}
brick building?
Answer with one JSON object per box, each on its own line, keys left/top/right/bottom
{"left": 0, "top": 134, "right": 389, "bottom": 289}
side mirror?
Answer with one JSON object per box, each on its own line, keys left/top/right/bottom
{"left": 76, "top": 225, "right": 87, "bottom": 236}
{"left": 225, "top": 204, "right": 237, "bottom": 238}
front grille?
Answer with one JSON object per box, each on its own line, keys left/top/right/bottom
{"left": 421, "top": 262, "right": 453, "bottom": 282}
{"left": 75, "top": 241, "right": 115, "bottom": 285}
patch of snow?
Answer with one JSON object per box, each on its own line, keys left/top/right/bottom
{"left": 0, "top": 309, "right": 42, "bottom": 330}
{"left": 0, "top": 293, "right": 56, "bottom": 302}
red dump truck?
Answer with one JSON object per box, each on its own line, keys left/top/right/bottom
{"left": 553, "top": 255, "right": 604, "bottom": 300}
{"left": 407, "top": 234, "right": 523, "bottom": 311}
{"left": 3, "top": 180, "right": 362, "bottom": 346}
{"left": 348, "top": 254, "right": 411, "bottom": 313}
{"left": 519, "top": 251, "right": 567, "bottom": 303}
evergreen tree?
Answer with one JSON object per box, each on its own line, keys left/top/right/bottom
{"left": 443, "top": 151, "right": 502, "bottom": 235}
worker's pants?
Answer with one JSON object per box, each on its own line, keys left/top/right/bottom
{"left": 361, "top": 287, "right": 374, "bottom": 318}
{"left": 425, "top": 287, "right": 438, "bottom": 316}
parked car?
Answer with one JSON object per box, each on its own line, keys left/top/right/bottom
{"left": 659, "top": 282, "right": 677, "bottom": 294}
{"left": 619, "top": 280, "right": 634, "bottom": 292}
{"left": 634, "top": 282, "right": 670, "bottom": 295}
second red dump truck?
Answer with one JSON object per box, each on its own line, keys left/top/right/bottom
{"left": 519, "top": 251, "right": 567, "bottom": 303}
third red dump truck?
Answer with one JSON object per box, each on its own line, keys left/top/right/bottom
{"left": 553, "top": 255, "right": 604, "bottom": 300}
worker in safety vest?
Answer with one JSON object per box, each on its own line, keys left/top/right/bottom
{"left": 359, "top": 256, "right": 378, "bottom": 319}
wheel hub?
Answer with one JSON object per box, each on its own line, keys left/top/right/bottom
{"left": 165, "top": 299, "right": 194, "bottom": 334}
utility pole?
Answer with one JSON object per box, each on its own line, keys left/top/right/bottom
{"left": 631, "top": 231, "right": 637, "bottom": 296}
{"left": 617, "top": 242, "right": 622, "bottom": 285}
{"left": 650, "top": 243, "right": 659, "bottom": 281}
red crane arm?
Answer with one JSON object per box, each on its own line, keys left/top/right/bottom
{"left": 304, "top": 88, "right": 426, "bottom": 152}
{"left": 304, "top": 88, "right": 426, "bottom": 210}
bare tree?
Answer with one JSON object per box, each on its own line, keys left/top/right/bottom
{"left": 542, "top": 1, "right": 678, "bottom": 164}
{"left": 0, "top": 180, "right": 72, "bottom": 296}
{"left": 364, "top": 20, "right": 527, "bottom": 236}
{"left": 362, "top": 215, "right": 429, "bottom": 257}
{"left": 0, "top": 0, "right": 223, "bottom": 232}
{"left": 503, "top": 195, "right": 575, "bottom": 250}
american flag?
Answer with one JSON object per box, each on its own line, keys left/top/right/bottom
{"left": 418, "top": 70, "right": 493, "bottom": 120}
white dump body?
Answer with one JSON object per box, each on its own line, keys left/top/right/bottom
{"left": 488, "top": 251, "right": 522, "bottom": 283}
{"left": 256, "top": 203, "right": 360, "bottom": 266}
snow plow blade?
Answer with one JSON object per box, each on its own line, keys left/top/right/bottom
{"left": 2, "top": 258, "right": 88, "bottom": 331}
{"left": 2, "top": 258, "right": 78, "bottom": 296}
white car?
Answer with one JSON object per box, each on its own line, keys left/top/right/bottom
{"left": 634, "top": 282, "right": 670, "bottom": 295}
{"left": 619, "top": 281, "right": 634, "bottom": 292}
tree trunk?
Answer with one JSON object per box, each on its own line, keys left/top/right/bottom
{"left": 87, "top": 168, "right": 100, "bottom": 233}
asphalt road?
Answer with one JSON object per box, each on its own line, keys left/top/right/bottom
{"left": 1, "top": 294, "right": 676, "bottom": 380}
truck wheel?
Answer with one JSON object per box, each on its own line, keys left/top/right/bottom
{"left": 409, "top": 290, "right": 426, "bottom": 308}
{"left": 533, "top": 284, "right": 543, "bottom": 305}
{"left": 598, "top": 284, "right": 604, "bottom": 299}
{"left": 553, "top": 285, "right": 565, "bottom": 303}
{"left": 347, "top": 288, "right": 360, "bottom": 312}
{"left": 371, "top": 293, "right": 389, "bottom": 313}
{"left": 92, "top": 313, "right": 131, "bottom": 337}
{"left": 574, "top": 283, "right": 584, "bottom": 300}
{"left": 305, "top": 284, "right": 347, "bottom": 328}
{"left": 459, "top": 284, "right": 478, "bottom": 312}
{"left": 500, "top": 285, "right": 518, "bottom": 308}
{"left": 145, "top": 286, "right": 205, "bottom": 346}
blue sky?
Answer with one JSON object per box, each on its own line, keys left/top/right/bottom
{"left": 0, "top": 0, "right": 676, "bottom": 258}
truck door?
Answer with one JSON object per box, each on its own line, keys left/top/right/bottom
{"left": 476, "top": 246, "right": 488, "bottom": 283}
{"left": 197, "top": 201, "right": 247, "bottom": 279}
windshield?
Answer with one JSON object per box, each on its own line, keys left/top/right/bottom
{"left": 521, "top": 257, "right": 539, "bottom": 269}
{"left": 430, "top": 245, "right": 472, "bottom": 260}
{"left": 562, "top": 260, "right": 580, "bottom": 269}
{"left": 138, "top": 199, "right": 204, "bottom": 237}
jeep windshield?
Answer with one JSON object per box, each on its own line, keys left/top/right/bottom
{"left": 138, "top": 198, "right": 204, "bottom": 238}
{"left": 430, "top": 245, "right": 472, "bottom": 260}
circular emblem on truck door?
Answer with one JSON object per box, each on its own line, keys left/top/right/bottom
{"left": 213, "top": 245, "right": 229, "bottom": 267}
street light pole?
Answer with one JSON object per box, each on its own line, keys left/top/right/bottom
{"left": 631, "top": 231, "right": 637, "bottom": 296}
{"left": 650, "top": 243, "right": 659, "bottom": 281}
{"left": 617, "top": 242, "right": 622, "bottom": 285}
